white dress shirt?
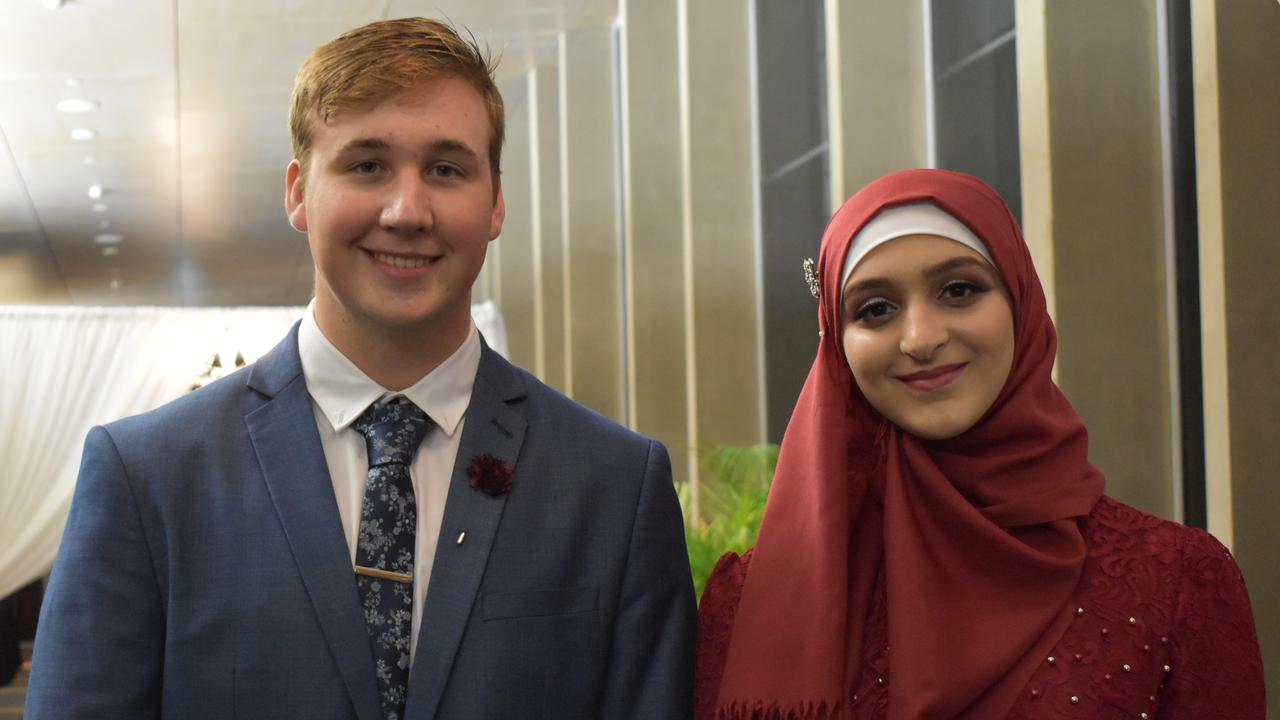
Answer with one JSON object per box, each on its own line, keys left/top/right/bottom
{"left": 297, "top": 303, "right": 480, "bottom": 666}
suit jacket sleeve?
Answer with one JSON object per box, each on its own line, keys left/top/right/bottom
{"left": 26, "top": 426, "right": 164, "bottom": 720}
{"left": 599, "top": 439, "right": 696, "bottom": 719}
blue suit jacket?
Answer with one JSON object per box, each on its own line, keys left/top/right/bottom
{"left": 27, "top": 326, "right": 695, "bottom": 719}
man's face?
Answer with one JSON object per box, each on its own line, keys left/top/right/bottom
{"left": 286, "top": 77, "right": 504, "bottom": 337}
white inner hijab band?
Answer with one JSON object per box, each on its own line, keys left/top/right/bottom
{"left": 839, "top": 201, "right": 995, "bottom": 293}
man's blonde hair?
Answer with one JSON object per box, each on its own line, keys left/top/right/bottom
{"left": 289, "top": 17, "right": 504, "bottom": 187}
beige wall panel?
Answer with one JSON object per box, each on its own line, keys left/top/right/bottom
{"left": 495, "top": 83, "right": 537, "bottom": 370}
{"left": 1039, "top": 1, "right": 1173, "bottom": 517}
{"left": 685, "top": 0, "right": 761, "bottom": 447}
{"left": 1196, "top": 1, "right": 1280, "bottom": 712}
{"left": 534, "top": 64, "right": 568, "bottom": 392}
{"left": 1015, "top": 0, "right": 1056, "bottom": 321}
{"left": 621, "top": 0, "right": 689, "bottom": 481}
{"left": 0, "top": 243, "right": 70, "bottom": 303}
{"left": 562, "top": 27, "right": 624, "bottom": 422}
{"left": 826, "top": 0, "right": 927, "bottom": 204}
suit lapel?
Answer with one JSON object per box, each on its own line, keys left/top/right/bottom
{"left": 406, "top": 343, "right": 528, "bottom": 719}
{"left": 244, "top": 325, "right": 383, "bottom": 720}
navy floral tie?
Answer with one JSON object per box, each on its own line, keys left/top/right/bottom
{"left": 352, "top": 398, "right": 432, "bottom": 720}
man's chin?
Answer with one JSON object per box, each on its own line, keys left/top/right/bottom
{"left": 364, "top": 303, "right": 469, "bottom": 336}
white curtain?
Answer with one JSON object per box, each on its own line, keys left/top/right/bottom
{"left": 0, "top": 303, "right": 509, "bottom": 600}
{"left": 0, "top": 307, "right": 302, "bottom": 600}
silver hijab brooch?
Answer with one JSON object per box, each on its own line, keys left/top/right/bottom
{"left": 802, "top": 257, "right": 820, "bottom": 299}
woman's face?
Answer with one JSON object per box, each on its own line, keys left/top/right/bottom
{"left": 841, "top": 234, "right": 1015, "bottom": 440}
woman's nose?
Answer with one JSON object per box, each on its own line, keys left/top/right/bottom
{"left": 380, "top": 174, "right": 433, "bottom": 233}
{"left": 899, "top": 304, "right": 948, "bottom": 360}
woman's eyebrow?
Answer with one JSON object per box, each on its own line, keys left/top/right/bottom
{"left": 924, "top": 255, "right": 995, "bottom": 279}
{"left": 842, "top": 276, "right": 893, "bottom": 299}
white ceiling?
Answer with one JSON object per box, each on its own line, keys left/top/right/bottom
{"left": 0, "top": 0, "right": 615, "bottom": 305}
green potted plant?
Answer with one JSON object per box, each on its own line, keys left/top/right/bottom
{"left": 679, "top": 443, "right": 778, "bottom": 598}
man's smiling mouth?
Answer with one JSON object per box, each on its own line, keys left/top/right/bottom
{"left": 368, "top": 250, "right": 436, "bottom": 269}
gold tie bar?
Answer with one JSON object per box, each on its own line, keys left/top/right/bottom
{"left": 354, "top": 565, "right": 413, "bottom": 584}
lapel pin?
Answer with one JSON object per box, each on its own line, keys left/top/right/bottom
{"left": 456, "top": 531, "right": 466, "bottom": 545}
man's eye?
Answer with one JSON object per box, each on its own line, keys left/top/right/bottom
{"left": 352, "top": 161, "right": 381, "bottom": 175}
{"left": 430, "top": 164, "right": 460, "bottom": 179}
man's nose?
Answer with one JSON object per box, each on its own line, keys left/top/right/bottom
{"left": 899, "top": 304, "right": 947, "bottom": 361}
{"left": 380, "top": 172, "right": 433, "bottom": 234}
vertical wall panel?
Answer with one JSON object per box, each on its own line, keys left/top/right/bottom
{"left": 1194, "top": 1, "right": 1280, "bottom": 713}
{"left": 562, "top": 27, "right": 624, "bottom": 422}
{"left": 1037, "top": 0, "right": 1174, "bottom": 516}
{"left": 686, "top": 0, "right": 762, "bottom": 448}
{"left": 756, "top": 0, "right": 828, "bottom": 443}
{"left": 621, "top": 0, "right": 690, "bottom": 481}
{"left": 495, "top": 80, "right": 537, "bottom": 369}
{"left": 1015, "top": 0, "right": 1057, "bottom": 320}
{"left": 826, "top": 0, "right": 927, "bottom": 203}
{"left": 533, "top": 63, "right": 567, "bottom": 391}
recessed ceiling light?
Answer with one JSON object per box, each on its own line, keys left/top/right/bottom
{"left": 109, "top": 278, "right": 122, "bottom": 291}
{"left": 65, "top": 77, "right": 81, "bottom": 88}
{"left": 95, "top": 233, "right": 123, "bottom": 245}
{"left": 102, "top": 246, "right": 119, "bottom": 256}
{"left": 70, "top": 128, "right": 95, "bottom": 141}
{"left": 91, "top": 202, "right": 108, "bottom": 212}
{"left": 43, "top": 0, "right": 66, "bottom": 9}
{"left": 99, "top": 220, "right": 111, "bottom": 229}
{"left": 57, "top": 98, "right": 99, "bottom": 113}
{"left": 83, "top": 155, "right": 96, "bottom": 165}
{"left": 87, "top": 184, "right": 104, "bottom": 199}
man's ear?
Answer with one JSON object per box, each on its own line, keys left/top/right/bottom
{"left": 284, "top": 160, "right": 308, "bottom": 233}
{"left": 488, "top": 175, "right": 505, "bottom": 242}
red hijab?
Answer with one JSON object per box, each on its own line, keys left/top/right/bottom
{"left": 714, "top": 169, "right": 1104, "bottom": 719}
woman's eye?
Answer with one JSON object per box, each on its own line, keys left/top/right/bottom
{"left": 940, "top": 280, "right": 986, "bottom": 301}
{"left": 853, "top": 298, "right": 896, "bottom": 323}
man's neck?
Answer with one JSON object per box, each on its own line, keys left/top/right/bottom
{"left": 313, "top": 302, "right": 469, "bottom": 391}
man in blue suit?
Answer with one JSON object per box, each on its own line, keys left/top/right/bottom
{"left": 27, "top": 17, "right": 695, "bottom": 720}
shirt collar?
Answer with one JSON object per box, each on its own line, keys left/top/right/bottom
{"left": 298, "top": 301, "right": 481, "bottom": 438}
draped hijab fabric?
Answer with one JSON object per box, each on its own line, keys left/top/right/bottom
{"left": 713, "top": 169, "right": 1105, "bottom": 719}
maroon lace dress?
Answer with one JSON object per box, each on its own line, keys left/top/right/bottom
{"left": 696, "top": 496, "right": 1266, "bottom": 719}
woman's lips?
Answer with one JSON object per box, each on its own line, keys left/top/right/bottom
{"left": 896, "top": 362, "right": 967, "bottom": 391}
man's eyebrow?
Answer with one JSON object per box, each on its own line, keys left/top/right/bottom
{"left": 334, "top": 138, "right": 391, "bottom": 155}
{"left": 428, "top": 139, "right": 480, "bottom": 160}
{"left": 332, "top": 137, "right": 481, "bottom": 161}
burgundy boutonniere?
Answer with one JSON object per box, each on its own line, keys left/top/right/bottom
{"left": 468, "top": 454, "right": 513, "bottom": 497}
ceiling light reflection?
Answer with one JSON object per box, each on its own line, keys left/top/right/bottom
{"left": 57, "top": 98, "right": 99, "bottom": 113}
{"left": 70, "top": 128, "right": 95, "bottom": 141}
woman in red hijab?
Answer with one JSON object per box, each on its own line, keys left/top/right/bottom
{"left": 695, "top": 169, "right": 1265, "bottom": 719}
